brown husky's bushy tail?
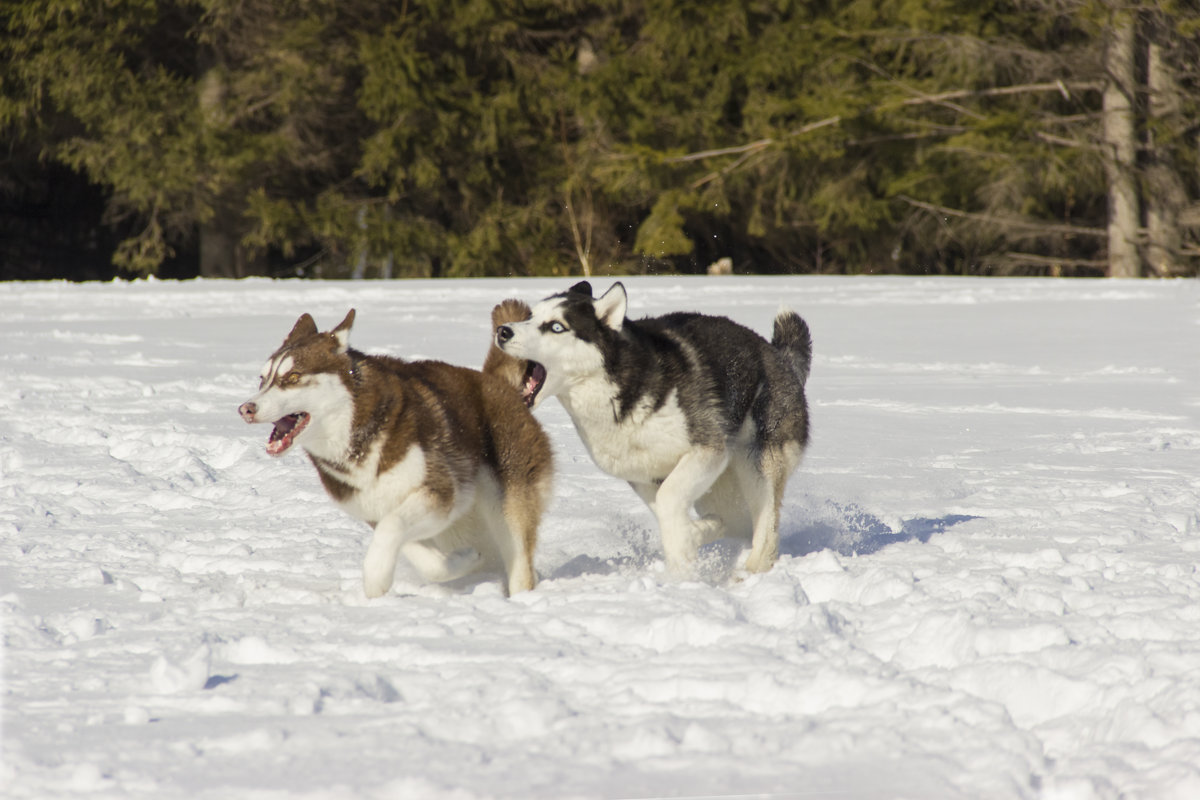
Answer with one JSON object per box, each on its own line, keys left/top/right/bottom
{"left": 482, "top": 298, "right": 532, "bottom": 390}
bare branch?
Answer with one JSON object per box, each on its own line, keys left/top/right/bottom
{"left": 564, "top": 195, "right": 592, "bottom": 277}
{"left": 655, "top": 80, "right": 1104, "bottom": 169}
{"left": 897, "top": 194, "right": 1107, "bottom": 238}
{"left": 689, "top": 147, "right": 765, "bottom": 189}
{"left": 663, "top": 116, "right": 842, "bottom": 165}
{"left": 847, "top": 128, "right": 968, "bottom": 147}
{"left": 999, "top": 251, "right": 1108, "bottom": 268}
{"left": 851, "top": 57, "right": 983, "bottom": 119}
{"left": 663, "top": 138, "right": 774, "bottom": 164}
{"left": 892, "top": 80, "right": 1104, "bottom": 108}
{"left": 1034, "top": 131, "right": 1100, "bottom": 149}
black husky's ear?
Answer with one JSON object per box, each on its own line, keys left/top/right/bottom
{"left": 284, "top": 313, "right": 318, "bottom": 346}
{"left": 330, "top": 309, "right": 355, "bottom": 354}
{"left": 594, "top": 282, "right": 627, "bottom": 331}
{"left": 568, "top": 281, "right": 593, "bottom": 297}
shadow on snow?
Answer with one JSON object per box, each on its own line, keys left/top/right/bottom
{"left": 548, "top": 505, "right": 980, "bottom": 582}
{"left": 782, "top": 502, "right": 980, "bottom": 559}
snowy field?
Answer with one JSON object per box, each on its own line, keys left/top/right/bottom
{"left": 3, "top": 275, "right": 1199, "bottom": 800}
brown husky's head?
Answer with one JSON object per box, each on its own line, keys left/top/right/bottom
{"left": 482, "top": 298, "right": 547, "bottom": 408}
{"left": 238, "top": 310, "right": 356, "bottom": 456}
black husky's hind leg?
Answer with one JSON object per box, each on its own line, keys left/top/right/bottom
{"left": 736, "top": 445, "right": 802, "bottom": 573}
{"left": 696, "top": 467, "right": 752, "bottom": 541}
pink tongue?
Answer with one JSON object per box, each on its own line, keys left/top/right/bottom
{"left": 523, "top": 364, "right": 546, "bottom": 400}
{"left": 266, "top": 437, "right": 290, "bottom": 455}
{"left": 266, "top": 414, "right": 302, "bottom": 456}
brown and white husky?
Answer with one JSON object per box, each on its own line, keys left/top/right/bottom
{"left": 238, "top": 308, "right": 552, "bottom": 597}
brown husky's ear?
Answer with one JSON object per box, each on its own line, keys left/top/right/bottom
{"left": 284, "top": 313, "right": 319, "bottom": 346}
{"left": 330, "top": 309, "right": 355, "bottom": 354}
{"left": 490, "top": 298, "right": 532, "bottom": 329}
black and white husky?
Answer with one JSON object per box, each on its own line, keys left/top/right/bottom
{"left": 494, "top": 281, "right": 811, "bottom": 575}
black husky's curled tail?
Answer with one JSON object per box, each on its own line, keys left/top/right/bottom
{"left": 772, "top": 310, "right": 812, "bottom": 388}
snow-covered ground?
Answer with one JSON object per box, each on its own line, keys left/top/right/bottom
{"left": 2, "top": 275, "right": 1199, "bottom": 800}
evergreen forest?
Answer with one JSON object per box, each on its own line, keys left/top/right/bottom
{"left": 3, "top": 0, "right": 1199, "bottom": 280}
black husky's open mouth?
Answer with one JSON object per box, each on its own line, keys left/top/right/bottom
{"left": 522, "top": 362, "right": 547, "bottom": 408}
{"left": 266, "top": 412, "right": 310, "bottom": 456}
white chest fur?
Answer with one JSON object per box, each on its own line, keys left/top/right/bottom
{"left": 559, "top": 378, "right": 691, "bottom": 484}
{"left": 317, "top": 442, "right": 428, "bottom": 523}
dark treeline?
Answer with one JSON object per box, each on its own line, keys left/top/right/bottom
{"left": 3, "top": 0, "right": 1199, "bottom": 281}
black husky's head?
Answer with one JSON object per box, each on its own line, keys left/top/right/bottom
{"left": 493, "top": 281, "right": 627, "bottom": 408}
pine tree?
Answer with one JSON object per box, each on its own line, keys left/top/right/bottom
{"left": 2, "top": 0, "right": 204, "bottom": 275}
{"left": 3, "top": 0, "right": 1198, "bottom": 278}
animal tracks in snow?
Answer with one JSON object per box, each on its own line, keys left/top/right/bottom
{"left": 3, "top": 276, "right": 1200, "bottom": 799}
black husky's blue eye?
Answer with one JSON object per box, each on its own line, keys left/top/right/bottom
{"left": 549, "top": 321, "right": 567, "bottom": 333}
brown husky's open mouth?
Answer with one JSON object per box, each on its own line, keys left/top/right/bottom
{"left": 266, "top": 412, "right": 310, "bottom": 456}
{"left": 522, "top": 362, "right": 546, "bottom": 408}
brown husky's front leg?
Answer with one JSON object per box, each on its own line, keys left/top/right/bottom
{"left": 362, "top": 490, "right": 458, "bottom": 598}
{"left": 401, "top": 540, "right": 483, "bottom": 584}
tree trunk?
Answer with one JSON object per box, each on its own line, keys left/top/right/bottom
{"left": 1144, "top": 39, "right": 1187, "bottom": 278}
{"left": 199, "top": 223, "right": 243, "bottom": 278}
{"left": 1102, "top": 13, "right": 1141, "bottom": 278}
{"left": 196, "top": 67, "right": 242, "bottom": 279}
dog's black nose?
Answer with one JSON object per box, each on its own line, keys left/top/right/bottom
{"left": 496, "top": 325, "right": 514, "bottom": 344}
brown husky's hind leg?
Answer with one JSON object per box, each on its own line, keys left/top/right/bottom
{"left": 493, "top": 479, "right": 547, "bottom": 595}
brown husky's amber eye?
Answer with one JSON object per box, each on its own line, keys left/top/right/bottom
{"left": 281, "top": 372, "right": 301, "bottom": 386}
